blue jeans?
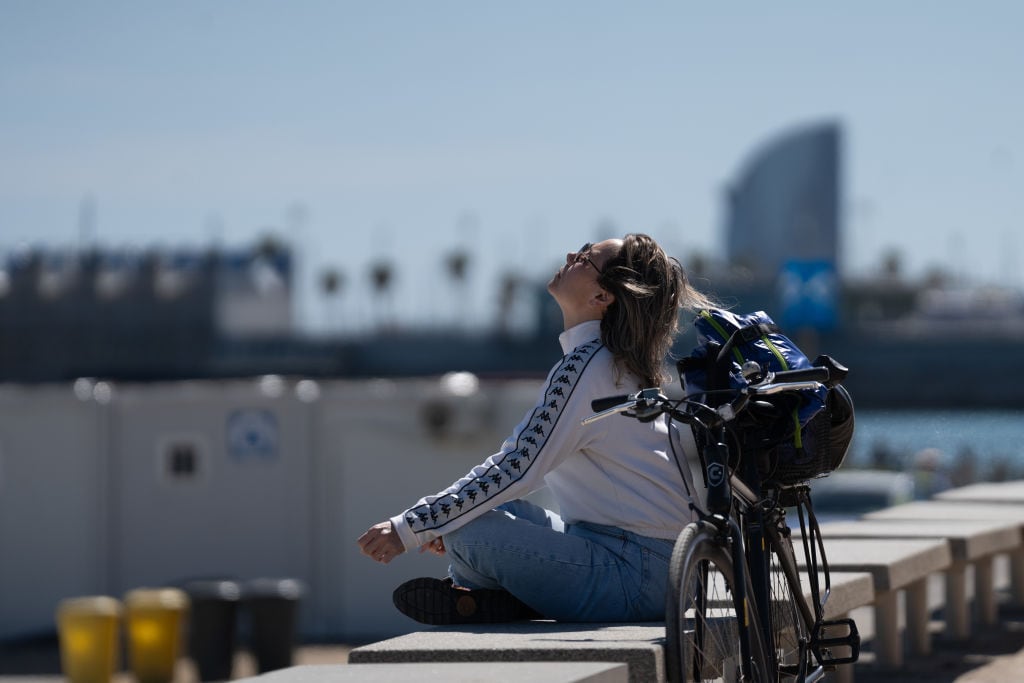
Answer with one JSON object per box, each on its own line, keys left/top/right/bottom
{"left": 443, "top": 499, "right": 675, "bottom": 622}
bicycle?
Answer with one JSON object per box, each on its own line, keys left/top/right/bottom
{"left": 584, "top": 358, "right": 861, "bottom": 682}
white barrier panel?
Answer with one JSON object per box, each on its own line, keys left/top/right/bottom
{"left": 109, "top": 378, "right": 314, "bottom": 613}
{"left": 311, "top": 377, "right": 543, "bottom": 640}
{"left": 0, "top": 375, "right": 544, "bottom": 642}
{"left": 0, "top": 383, "right": 106, "bottom": 639}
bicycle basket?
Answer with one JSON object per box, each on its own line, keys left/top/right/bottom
{"left": 758, "top": 384, "right": 855, "bottom": 486}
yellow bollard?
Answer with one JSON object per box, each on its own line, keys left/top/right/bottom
{"left": 56, "top": 596, "right": 123, "bottom": 683}
{"left": 123, "top": 588, "right": 190, "bottom": 683}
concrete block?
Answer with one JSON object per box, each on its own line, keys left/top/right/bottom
{"left": 797, "top": 538, "right": 950, "bottom": 592}
{"left": 935, "top": 481, "right": 1024, "bottom": 505}
{"left": 347, "top": 571, "right": 873, "bottom": 683}
{"left": 818, "top": 519, "right": 1021, "bottom": 563}
{"left": 864, "top": 500, "right": 1024, "bottom": 523}
{"left": 816, "top": 519, "right": 1021, "bottom": 639}
{"left": 795, "top": 537, "right": 950, "bottom": 669}
{"left": 349, "top": 622, "right": 664, "bottom": 683}
{"left": 865, "top": 502, "right": 1024, "bottom": 607}
{"left": 812, "top": 571, "right": 875, "bottom": 618}
{"left": 236, "top": 662, "right": 629, "bottom": 683}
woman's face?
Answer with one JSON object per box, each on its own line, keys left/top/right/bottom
{"left": 547, "top": 238, "right": 622, "bottom": 321}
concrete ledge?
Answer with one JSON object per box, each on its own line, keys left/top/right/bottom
{"left": 816, "top": 519, "right": 1022, "bottom": 640}
{"left": 865, "top": 500, "right": 1024, "bottom": 609}
{"left": 347, "top": 570, "right": 875, "bottom": 683}
{"left": 349, "top": 622, "right": 664, "bottom": 683}
{"left": 818, "top": 519, "right": 1021, "bottom": 565}
{"left": 814, "top": 571, "right": 875, "bottom": 618}
{"left": 237, "top": 662, "right": 629, "bottom": 683}
{"left": 864, "top": 500, "right": 1024, "bottom": 524}
{"left": 795, "top": 536, "right": 951, "bottom": 669}
{"left": 935, "top": 481, "right": 1024, "bottom": 504}
{"left": 797, "top": 537, "right": 951, "bottom": 593}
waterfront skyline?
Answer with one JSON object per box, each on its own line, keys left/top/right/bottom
{"left": 2, "top": 3, "right": 1022, "bottom": 331}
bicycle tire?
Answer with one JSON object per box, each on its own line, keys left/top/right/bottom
{"left": 666, "top": 521, "right": 772, "bottom": 682}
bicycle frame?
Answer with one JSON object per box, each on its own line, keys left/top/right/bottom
{"left": 695, "top": 421, "right": 833, "bottom": 681}
{"left": 735, "top": 453, "right": 826, "bottom": 682}
{"left": 697, "top": 425, "right": 858, "bottom": 681}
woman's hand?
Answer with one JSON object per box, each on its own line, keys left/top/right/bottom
{"left": 419, "top": 537, "right": 446, "bottom": 556}
{"left": 357, "top": 520, "right": 406, "bottom": 564}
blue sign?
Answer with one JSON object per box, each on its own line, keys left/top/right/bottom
{"left": 226, "top": 409, "right": 279, "bottom": 461}
{"left": 778, "top": 260, "right": 838, "bottom": 330}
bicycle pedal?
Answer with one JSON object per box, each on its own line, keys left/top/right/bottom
{"left": 812, "top": 617, "right": 860, "bottom": 666}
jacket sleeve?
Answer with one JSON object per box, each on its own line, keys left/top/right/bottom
{"left": 390, "top": 338, "right": 605, "bottom": 551}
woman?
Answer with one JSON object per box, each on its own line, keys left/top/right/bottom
{"left": 357, "top": 233, "right": 714, "bottom": 624}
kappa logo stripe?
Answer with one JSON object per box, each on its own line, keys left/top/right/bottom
{"left": 404, "top": 340, "right": 603, "bottom": 534}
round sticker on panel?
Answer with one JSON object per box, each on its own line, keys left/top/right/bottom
{"left": 227, "top": 409, "right": 279, "bottom": 461}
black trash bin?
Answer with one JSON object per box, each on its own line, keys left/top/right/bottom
{"left": 242, "top": 578, "right": 305, "bottom": 674}
{"left": 183, "top": 580, "right": 241, "bottom": 682}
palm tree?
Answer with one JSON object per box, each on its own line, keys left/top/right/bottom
{"left": 495, "top": 271, "right": 521, "bottom": 336}
{"left": 444, "top": 249, "right": 471, "bottom": 329}
{"left": 319, "top": 268, "right": 345, "bottom": 333}
{"left": 369, "top": 260, "right": 395, "bottom": 332}
{"left": 446, "top": 211, "right": 479, "bottom": 329}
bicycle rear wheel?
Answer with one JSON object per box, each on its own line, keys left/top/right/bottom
{"left": 666, "top": 521, "right": 771, "bottom": 682}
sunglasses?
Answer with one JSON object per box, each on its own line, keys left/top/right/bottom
{"left": 572, "top": 243, "right": 602, "bottom": 274}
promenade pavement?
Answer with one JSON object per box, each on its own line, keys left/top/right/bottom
{"left": 851, "top": 602, "right": 1024, "bottom": 682}
{"left": 3, "top": 606, "right": 1024, "bottom": 683}
{"left": 0, "top": 642, "right": 353, "bottom": 682}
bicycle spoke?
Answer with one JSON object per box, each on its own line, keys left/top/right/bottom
{"left": 768, "top": 535, "right": 812, "bottom": 678}
{"left": 687, "top": 562, "right": 738, "bottom": 680}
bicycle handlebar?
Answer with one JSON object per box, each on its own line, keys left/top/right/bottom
{"left": 764, "top": 366, "right": 830, "bottom": 385}
{"left": 583, "top": 388, "right": 666, "bottom": 426}
{"left": 582, "top": 366, "right": 830, "bottom": 427}
{"left": 590, "top": 394, "right": 632, "bottom": 413}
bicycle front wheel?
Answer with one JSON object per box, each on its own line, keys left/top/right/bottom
{"left": 767, "top": 530, "right": 814, "bottom": 679}
{"left": 666, "top": 521, "right": 771, "bottom": 683}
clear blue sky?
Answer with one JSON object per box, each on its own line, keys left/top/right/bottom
{"left": 2, "top": 2, "right": 1021, "bottom": 331}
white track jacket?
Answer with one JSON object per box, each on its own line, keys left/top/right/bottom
{"left": 391, "top": 320, "right": 698, "bottom": 551}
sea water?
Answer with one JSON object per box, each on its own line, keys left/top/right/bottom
{"left": 847, "top": 409, "right": 1024, "bottom": 480}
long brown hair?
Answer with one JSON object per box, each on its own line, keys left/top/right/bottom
{"left": 597, "top": 233, "right": 714, "bottom": 387}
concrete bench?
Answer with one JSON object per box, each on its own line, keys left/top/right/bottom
{"left": 350, "top": 622, "right": 666, "bottom": 683}
{"left": 792, "top": 537, "right": 951, "bottom": 670}
{"left": 802, "top": 570, "right": 874, "bottom": 683}
{"left": 865, "top": 500, "right": 1024, "bottom": 607}
{"left": 816, "top": 518, "right": 1022, "bottom": 640}
{"left": 812, "top": 570, "right": 875, "bottom": 620}
{"left": 702, "top": 570, "right": 872, "bottom": 617}
{"left": 935, "top": 480, "right": 1024, "bottom": 505}
{"left": 348, "top": 572, "right": 874, "bottom": 683}
{"left": 237, "top": 662, "right": 629, "bottom": 683}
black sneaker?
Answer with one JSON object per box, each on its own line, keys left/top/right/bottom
{"left": 392, "top": 577, "right": 539, "bottom": 625}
